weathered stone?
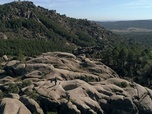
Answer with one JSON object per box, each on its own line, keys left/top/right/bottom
{"left": 0, "top": 32, "right": 7, "bottom": 39}
{"left": 1, "top": 52, "right": 152, "bottom": 114}
{"left": 25, "top": 70, "right": 43, "bottom": 78}
{"left": 43, "top": 52, "right": 76, "bottom": 59}
{"left": 109, "top": 95, "right": 138, "bottom": 114}
{"left": 2, "top": 55, "right": 8, "bottom": 61}
{"left": 25, "top": 64, "right": 54, "bottom": 74}
{"left": 20, "top": 96, "right": 44, "bottom": 114}
{"left": 7, "top": 93, "right": 20, "bottom": 99}
{"left": 0, "top": 98, "right": 31, "bottom": 114}
{"left": 5, "top": 60, "right": 20, "bottom": 67}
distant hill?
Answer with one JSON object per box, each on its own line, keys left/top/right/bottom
{"left": 0, "top": 1, "right": 123, "bottom": 56}
{"left": 97, "top": 20, "right": 152, "bottom": 33}
{"left": 96, "top": 20, "right": 152, "bottom": 47}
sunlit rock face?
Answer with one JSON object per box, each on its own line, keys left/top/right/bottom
{"left": 0, "top": 52, "right": 152, "bottom": 114}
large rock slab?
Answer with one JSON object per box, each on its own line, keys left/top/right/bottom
{"left": 0, "top": 98, "right": 31, "bottom": 114}
{"left": 1, "top": 52, "right": 152, "bottom": 114}
{"left": 20, "top": 96, "right": 44, "bottom": 114}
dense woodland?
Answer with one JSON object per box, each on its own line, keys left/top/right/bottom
{"left": 100, "top": 44, "right": 152, "bottom": 87}
{"left": 122, "top": 32, "right": 152, "bottom": 47}
{"left": 0, "top": 39, "right": 73, "bottom": 57}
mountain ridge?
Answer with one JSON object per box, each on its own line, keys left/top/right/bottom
{"left": 0, "top": 1, "right": 122, "bottom": 48}
{"left": 97, "top": 19, "right": 152, "bottom": 29}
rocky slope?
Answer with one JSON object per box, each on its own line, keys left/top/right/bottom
{"left": 0, "top": 52, "right": 152, "bottom": 114}
{"left": 0, "top": 1, "right": 122, "bottom": 47}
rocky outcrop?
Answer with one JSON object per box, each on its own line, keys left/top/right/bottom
{"left": 0, "top": 32, "right": 7, "bottom": 39}
{"left": 0, "top": 98, "right": 31, "bottom": 114}
{"left": 1, "top": 52, "right": 152, "bottom": 114}
{"left": 20, "top": 96, "right": 44, "bottom": 114}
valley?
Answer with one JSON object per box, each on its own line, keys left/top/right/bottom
{"left": 97, "top": 20, "right": 152, "bottom": 46}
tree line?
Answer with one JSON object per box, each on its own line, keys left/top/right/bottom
{"left": 0, "top": 39, "right": 73, "bottom": 57}
{"left": 101, "top": 44, "right": 152, "bottom": 87}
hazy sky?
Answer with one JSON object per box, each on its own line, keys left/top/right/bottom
{"left": 0, "top": 0, "right": 152, "bottom": 21}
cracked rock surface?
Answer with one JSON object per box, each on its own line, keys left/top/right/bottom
{"left": 0, "top": 52, "right": 152, "bottom": 114}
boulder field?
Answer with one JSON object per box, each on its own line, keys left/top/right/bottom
{"left": 0, "top": 52, "right": 152, "bottom": 114}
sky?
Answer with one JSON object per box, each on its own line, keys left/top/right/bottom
{"left": 0, "top": 0, "right": 152, "bottom": 21}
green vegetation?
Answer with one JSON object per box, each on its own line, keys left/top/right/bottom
{"left": 82, "top": 77, "right": 95, "bottom": 82}
{"left": 1, "top": 1, "right": 152, "bottom": 89}
{"left": 97, "top": 20, "right": 152, "bottom": 47}
{"left": 123, "top": 32, "right": 152, "bottom": 47}
{"left": 0, "top": 1, "right": 121, "bottom": 50}
{"left": 0, "top": 0, "right": 113, "bottom": 57}
{"left": 7, "top": 83, "right": 19, "bottom": 94}
{"left": 0, "top": 39, "right": 72, "bottom": 57}
{"left": 96, "top": 20, "right": 152, "bottom": 87}
{"left": 24, "top": 89, "right": 39, "bottom": 100}
{"left": 115, "top": 81, "right": 128, "bottom": 88}
{"left": 101, "top": 44, "right": 152, "bottom": 87}
{"left": 22, "top": 80, "right": 32, "bottom": 88}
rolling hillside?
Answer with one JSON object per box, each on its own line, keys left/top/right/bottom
{"left": 97, "top": 20, "right": 152, "bottom": 46}
{"left": 97, "top": 20, "right": 152, "bottom": 30}
{"left": 0, "top": 1, "right": 123, "bottom": 56}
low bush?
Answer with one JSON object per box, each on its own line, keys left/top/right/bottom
{"left": 7, "top": 83, "right": 19, "bottom": 94}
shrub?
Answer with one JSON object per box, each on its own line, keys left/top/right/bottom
{"left": 22, "top": 80, "right": 32, "bottom": 88}
{"left": 25, "top": 90, "right": 38, "bottom": 101}
{"left": 120, "top": 81, "right": 128, "bottom": 88}
{"left": 82, "top": 77, "right": 96, "bottom": 82}
{"left": 7, "top": 83, "right": 19, "bottom": 93}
